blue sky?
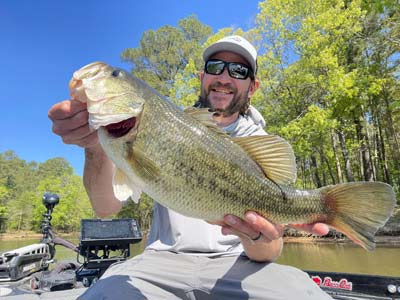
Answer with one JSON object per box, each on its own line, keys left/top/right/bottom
{"left": 1, "top": 0, "right": 260, "bottom": 175}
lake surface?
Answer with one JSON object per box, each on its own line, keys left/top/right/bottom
{"left": 1, "top": 238, "right": 399, "bottom": 277}
{"left": 277, "top": 242, "right": 400, "bottom": 276}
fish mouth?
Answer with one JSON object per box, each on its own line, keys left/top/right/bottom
{"left": 105, "top": 117, "right": 136, "bottom": 138}
{"left": 69, "top": 62, "right": 110, "bottom": 102}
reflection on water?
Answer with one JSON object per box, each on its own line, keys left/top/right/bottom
{"left": 1, "top": 238, "right": 399, "bottom": 276}
{"left": 277, "top": 242, "right": 400, "bottom": 276}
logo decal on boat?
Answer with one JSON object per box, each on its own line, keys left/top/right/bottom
{"left": 311, "top": 276, "right": 353, "bottom": 291}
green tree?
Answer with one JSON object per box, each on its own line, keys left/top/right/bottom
{"left": 0, "top": 185, "right": 9, "bottom": 231}
{"left": 31, "top": 175, "right": 94, "bottom": 232}
{"left": 121, "top": 15, "right": 212, "bottom": 97}
{"left": 1, "top": 151, "right": 94, "bottom": 231}
{"left": 0, "top": 150, "right": 38, "bottom": 199}
{"left": 254, "top": 0, "right": 399, "bottom": 199}
{"left": 37, "top": 157, "right": 73, "bottom": 178}
{"left": 6, "top": 190, "right": 36, "bottom": 231}
{"left": 118, "top": 194, "right": 154, "bottom": 232}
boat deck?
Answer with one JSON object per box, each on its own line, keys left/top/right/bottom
{"left": 1, "top": 287, "right": 87, "bottom": 300}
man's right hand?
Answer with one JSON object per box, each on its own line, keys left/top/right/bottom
{"left": 48, "top": 100, "right": 99, "bottom": 148}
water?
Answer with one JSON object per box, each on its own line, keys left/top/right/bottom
{"left": 277, "top": 242, "right": 400, "bottom": 276}
{"left": 1, "top": 238, "right": 399, "bottom": 277}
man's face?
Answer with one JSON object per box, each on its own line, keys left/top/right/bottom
{"left": 200, "top": 51, "right": 258, "bottom": 117}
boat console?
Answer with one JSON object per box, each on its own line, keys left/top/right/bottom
{"left": 75, "top": 218, "right": 142, "bottom": 286}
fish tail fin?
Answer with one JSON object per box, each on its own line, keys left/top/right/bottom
{"left": 320, "top": 182, "right": 396, "bottom": 251}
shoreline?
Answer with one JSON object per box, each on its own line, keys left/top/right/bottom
{"left": 0, "top": 231, "right": 79, "bottom": 241}
{"left": 283, "top": 235, "right": 400, "bottom": 246}
{"left": 1, "top": 231, "right": 399, "bottom": 246}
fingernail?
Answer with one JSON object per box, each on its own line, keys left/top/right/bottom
{"left": 225, "top": 215, "right": 237, "bottom": 225}
{"left": 245, "top": 212, "right": 257, "bottom": 224}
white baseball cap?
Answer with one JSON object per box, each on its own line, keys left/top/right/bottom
{"left": 203, "top": 35, "right": 257, "bottom": 74}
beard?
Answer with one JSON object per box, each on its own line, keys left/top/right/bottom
{"left": 198, "top": 82, "right": 250, "bottom": 117}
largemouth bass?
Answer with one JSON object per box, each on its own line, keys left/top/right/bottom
{"left": 69, "top": 62, "right": 396, "bottom": 251}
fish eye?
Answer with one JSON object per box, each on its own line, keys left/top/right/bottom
{"left": 111, "top": 69, "right": 122, "bottom": 77}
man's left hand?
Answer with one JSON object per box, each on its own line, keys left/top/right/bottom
{"left": 222, "top": 212, "right": 284, "bottom": 242}
{"left": 221, "top": 212, "right": 330, "bottom": 242}
{"left": 218, "top": 212, "right": 330, "bottom": 262}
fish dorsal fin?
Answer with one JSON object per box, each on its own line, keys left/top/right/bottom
{"left": 113, "top": 167, "right": 142, "bottom": 203}
{"left": 184, "top": 107, "right": 228, "bottom": 137}
{"left": 232, "top": 135, "right": 297, "bottom": 185}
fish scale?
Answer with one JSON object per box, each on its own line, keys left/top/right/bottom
{"left": 132, "top": 97, "right": 280, "bottom": 220}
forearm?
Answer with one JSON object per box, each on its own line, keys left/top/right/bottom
{"left": 83, "top": 146, "right": 122, "bottom": 217}
{"left": 242, "top": 237, "right": 283, "bottom": 262}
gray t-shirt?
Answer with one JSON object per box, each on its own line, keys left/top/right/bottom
{"left": 145, "top": 106, "right": 267, "bottom": 256}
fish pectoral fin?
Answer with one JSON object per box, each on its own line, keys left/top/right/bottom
{"left": 184, "top": 107, "right": 216, "bottom": 126}
{"left": 113, "top": 167, "right": 142, "bottom": 203}
{"left": 131, "top": 148, "right": 161, "bottom": 181}
{"left": 232, "top": 135, "right": 297, "bottom": 185}
{"left": 184, "top": 107, "right": 228, "bottom": 137}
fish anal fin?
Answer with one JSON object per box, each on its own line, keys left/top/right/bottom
{"left": 321, "top": 182, "right": 396, "bottom": 251}
{"left": 113, "top": 167, "right": 142, "bottom": 203}
{"left": 232, "top": 135, "right": 297, "bottom": 185}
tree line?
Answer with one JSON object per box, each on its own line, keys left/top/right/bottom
{"left": 0, "top": 151, "right": 154, "bottom": 233}
{"left": 0, "top": 151, "right": 94, "bottom": 232}
{"left": 1, "top": 0, "right": 398, "bottom": 233}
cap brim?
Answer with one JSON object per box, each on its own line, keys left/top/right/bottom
{"left": 203, "top": 42, "right": 256, "bottom": 73}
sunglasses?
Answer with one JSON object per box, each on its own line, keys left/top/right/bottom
{"left": 204, "top": 59, "right": 254, "bottom": 80}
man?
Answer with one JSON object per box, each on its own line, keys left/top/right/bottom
{"left": 49, "top": 35, "right": 332, "bottom": 299}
